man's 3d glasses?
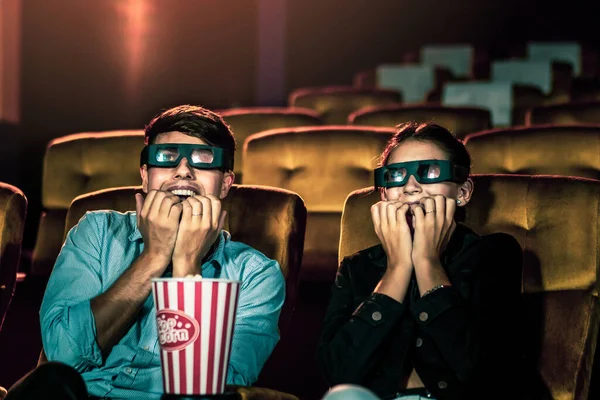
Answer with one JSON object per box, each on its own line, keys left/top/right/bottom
{"left": 140, "top": 144, "right": 234, "bottom": 171}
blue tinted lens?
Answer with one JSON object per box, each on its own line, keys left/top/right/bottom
{"left": 386, "top": 168, "right": 407, "bottom": 183}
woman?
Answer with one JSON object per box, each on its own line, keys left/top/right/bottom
{"left": 317, "top": 122, "right": 528, "bottom": 400}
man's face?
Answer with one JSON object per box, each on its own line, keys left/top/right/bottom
{"left": 140, "top": 131, "right": 234, "bottom": 199}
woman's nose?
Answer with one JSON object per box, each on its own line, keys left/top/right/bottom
{"left": 403, "top": 175, "right": 422, "bottom": 195}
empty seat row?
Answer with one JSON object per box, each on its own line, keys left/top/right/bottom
{"left": 527, "top": 101, "right": 600, "bottom": 125}
{"left": 349, "top": 104, "right": 491, "bottom": 139}
{"left": 288, "top": 83, "right": 574, "bottom": 128}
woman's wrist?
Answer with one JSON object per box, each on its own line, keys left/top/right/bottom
{"left": 375, "top": 268, "right": 413, "bottom": 303}
{"left": 421, "top": 284, "right": 451, "bottom": 298}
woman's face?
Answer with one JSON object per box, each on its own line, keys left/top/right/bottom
{"left": 382, "top": 140, "right": 462, "bottom": 204}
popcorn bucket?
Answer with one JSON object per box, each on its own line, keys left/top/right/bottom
{"left": 152, "top": 278, "right": 241, "bottom": 396}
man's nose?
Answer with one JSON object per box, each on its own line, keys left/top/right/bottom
{"left": 173, "top": 157, "right": 195, "bottom": 179}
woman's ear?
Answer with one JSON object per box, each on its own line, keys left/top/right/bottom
{"left": 457, "top": 178, "right": 474, "bottom": 207}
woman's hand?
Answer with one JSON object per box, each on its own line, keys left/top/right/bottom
{"left": 371, "top": 200, "right": 414, "bottom": 272}
{"left": 410, "top": 195, "right": 457, "bottom": 267}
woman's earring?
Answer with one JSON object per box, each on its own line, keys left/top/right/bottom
{"left": 456, "top": 199, "right": 462, "bottom": 205}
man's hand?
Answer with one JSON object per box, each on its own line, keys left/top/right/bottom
{"left": 172, "top": 185, "right": 227, "bottom": 277}
{"left": 135, "top": 181, "right": 183, "bottom": 275}
{"left": 91, "top": 182, "right": 182, "bottom": 357}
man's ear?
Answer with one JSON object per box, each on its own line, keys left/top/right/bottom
{"left": 140, "top": 165, "right": 149, "bottom": 193}
{"left": 219, "top": 171, "right": 235, "bottom": 199}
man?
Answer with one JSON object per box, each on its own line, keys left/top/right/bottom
{"left": 37, "top": 105, "right": 285, "bottom": 398}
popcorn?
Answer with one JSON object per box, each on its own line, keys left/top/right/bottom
{"left": 184, "top": 274, "right": 203, "bottom": 279}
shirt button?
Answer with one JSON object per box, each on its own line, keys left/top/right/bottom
{"left": 419, "top": 312, "right": 429, "bottom": 322}
{"left": 371, "top": 311, "right": 382, "bottom": 321}
{"left": 143, "top": 346, "right": 150, "bottom": 351}
{"left": 126, "top": 368, "right": 133, "bottom": 374}
{"left": 438, "top": 381, "right": 448, "bottom": 389}
{"left": 415, "top": 337, "right": 423, "bottom": 347}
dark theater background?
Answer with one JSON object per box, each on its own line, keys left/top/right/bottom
{"left": 1, "top": 1, "right": 600, "bottom": 399}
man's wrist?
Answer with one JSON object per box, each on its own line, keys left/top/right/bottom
{"left": 172, "top": 255, "right": 203, "bottom": 277}
{"left": 137, "top": 249, "right": 170, "bottom": 277}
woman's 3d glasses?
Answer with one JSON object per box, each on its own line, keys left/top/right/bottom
{"left": 140, "top": 144, "right": 234, "bottom": 171}
{"left": 374, "top": 159, "right": 468, "bottom": 189}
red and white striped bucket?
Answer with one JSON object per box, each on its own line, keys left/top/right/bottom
{"left": 152, "top": 278, "right": 240, "bottom": 396}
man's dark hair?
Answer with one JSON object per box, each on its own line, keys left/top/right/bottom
{"left": 144, "top": 105, "right": 236, "bottom": 170}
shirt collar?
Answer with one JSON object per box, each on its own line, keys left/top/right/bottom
{"left": 128, "top": 213, "right": 142, "bottom": 242}
{"left": 203, "top": 230, "right": 229, "bottom": 270}
{"left": 128, "top": 212, "right": 229, "bottom": 270}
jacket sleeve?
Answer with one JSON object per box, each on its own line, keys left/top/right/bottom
{"left": 317, "top": 255, "right": 407, "bottom": 384}
{"left": 409, "top": 233, "right": 523, "bottom": 385}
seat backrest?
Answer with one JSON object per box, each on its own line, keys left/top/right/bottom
{"left": 242, "top": 126, "right": 394, "bottom": 281}
{"left": 243, "top": 126, "right": 394, "bottom": 280}
{"left": 220, "top": 107, "right": 324, "bottom": 181}
{"left": 527, "top": 102, "right": 600, "bottom": 126}
{"left": 31, "top": 130, "right": 145, "bottom": 276}
{"left": 288, "top": 86, "right": 401, "bottom": 125}
{"left": 353, "top": 69, "right": 376, "bottom": 88}
{"left": 0, "top": 183, "right": 27, "bottom": 332}
{"left": 421, "top": 44, "right": 474, "bottom": 78}
{"left": 349, "top": 104, "right": 491, "bottom": 140}
{"left": 464, "top": 125, "right": 600, "bottom": 180}
{"left": 243, "top": 126, "right": 395, "bottom": 213}
{"left": 375, "top": 64, "right": 436, "bottom": 104}
{"left": 339, "top": 175, "right": 600, "bottom": 400}
{"left": 491, "top": 59, "right": 553, "bottom": 94}
{"left": 442, "top": 81, "right": 513, "bottom": 127}
{"left": 42, "top": 131, "right": 145, "bottom": 210}
{"left": 550, "top": 61, "right": 575, "bottom": 95}
{"left": 527, "top": 42, "right": 582, "bottom": 76}
{"left": 571, "top": 78, "right": 600, "bottom": 102}
{"left": 511, "top": 84, "right": 551, "bottom": 126}
{"left": 65, "top": 184, "right": 307, "bottom": 334}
